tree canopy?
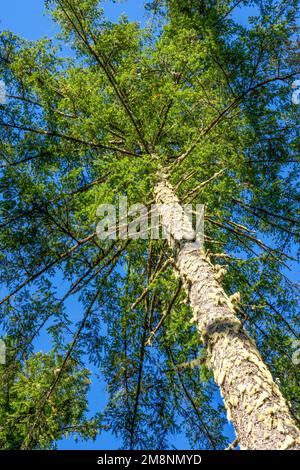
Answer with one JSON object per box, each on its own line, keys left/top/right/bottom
{"left": 0, "top": 0, "right": 299, "bottom": 449}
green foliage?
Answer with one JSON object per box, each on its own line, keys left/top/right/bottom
{"left": 0, "top": 344, "right": 101, "bottom": 449}
{"left": 0, "top": 0, "right": 299, "bottom": 450}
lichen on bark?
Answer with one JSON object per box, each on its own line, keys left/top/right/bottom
{"left": 154, "top": 175, "right": 300, "bottom": 450}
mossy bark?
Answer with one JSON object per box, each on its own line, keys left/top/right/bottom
{"left": 154, "top": 175, "right": 300, "bottom": 450}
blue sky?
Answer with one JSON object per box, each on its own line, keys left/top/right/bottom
{"left": 0, "top": 0, "right": 284, "bottom": 451}
{"left": 0, "top": 0, "right": 147, "bottom": 40}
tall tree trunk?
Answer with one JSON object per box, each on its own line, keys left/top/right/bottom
{"left": 154, "top": 174, "right": 300, "bottom": 450}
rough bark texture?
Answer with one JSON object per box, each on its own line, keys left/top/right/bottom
{"left": 154, "top": 175, "right": 300, "bottom": 450}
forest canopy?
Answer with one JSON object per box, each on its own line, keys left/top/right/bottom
{"left": 0, "top": 0, "right": 299, "bottom": 450}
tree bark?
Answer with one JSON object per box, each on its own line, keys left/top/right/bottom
{"left": 154, "top": 174, "right": 300, "bottom": 450}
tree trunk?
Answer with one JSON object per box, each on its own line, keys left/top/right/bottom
{"left": 154, "top": 174, "right": 300, "bottom": 450}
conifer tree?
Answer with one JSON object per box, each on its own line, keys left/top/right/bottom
{"left": 0, "top": 0, "right": 299, "bottom": 449}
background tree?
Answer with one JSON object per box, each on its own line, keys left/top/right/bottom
{"left": 0, "top": 0, "right": 299, "bottom": 449}
{"left": 0, "top": 339, "right": 101, "bottom": 449}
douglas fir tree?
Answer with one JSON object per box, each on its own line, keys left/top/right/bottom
{"left": 0, "top": 0, "right": 299, "bottom": 450}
